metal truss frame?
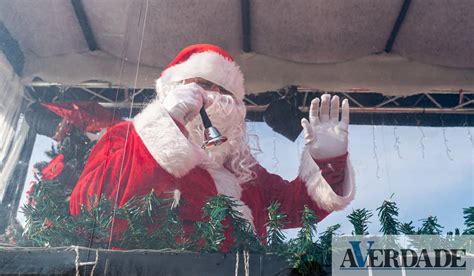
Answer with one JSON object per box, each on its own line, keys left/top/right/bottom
{"left": 28, "top": 81, "right": 474, "bottom": 127}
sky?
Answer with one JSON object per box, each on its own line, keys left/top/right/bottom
{"left": 249, "top": 122, "right": 473, "bottom": 237}
{"left": 17, "top": 122, "right": 474, "bottom": 239}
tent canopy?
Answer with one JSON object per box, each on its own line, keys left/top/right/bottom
{"left": 0, "top": 0, "right": 473, "bottom": 95}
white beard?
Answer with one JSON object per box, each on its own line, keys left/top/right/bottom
{"left": 157, "top": 82, "right": 258, "bottom": 183}
{"left": 185, "top": 91, "right": 247, "bottom": 166}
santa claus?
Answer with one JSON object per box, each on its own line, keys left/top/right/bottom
{"left": 70, "top": 44, "right": 355, "bottom": 249}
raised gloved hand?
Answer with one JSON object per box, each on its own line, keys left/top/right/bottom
{"left": 162, "top": 83, "right": 213, "bottom": 125}
{"left": 301, "top": 94, "right": 350, "bottom": 160}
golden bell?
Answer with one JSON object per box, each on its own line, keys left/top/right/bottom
{"left": 202, "top": 126, "right": 228, "bottom": 149}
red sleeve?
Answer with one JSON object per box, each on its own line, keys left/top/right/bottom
{"left": 247, "top": 153, "right": 348, "bottom": 229}
{"left": 69, "top": 121, "right": 130, "bottom": 216}
{"left": 314, "top": 153, "right": 348, "bottom": 196}
{"left": 69, "top": 121, "right": 175, "bottom": 216}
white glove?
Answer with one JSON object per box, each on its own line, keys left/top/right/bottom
{"left": 301, "top": 94, "right": 350, "bottom": 160}
{"left": 162, "top": 83, "right": 213, "bottom": 125}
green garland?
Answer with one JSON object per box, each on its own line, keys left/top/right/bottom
{"left": 377, "top": 194, "right": 400, "bottom": 235}
{"left": 2, "top": 130, "right": 473, "bottom": 276}
{"left": 14, "top": 177, "right": 474, "bottom": 276}
{"left": 347, "top": 208, "right": 372, "bottom": 235}
{"left": 265, "top": 202, "right": 287, "bottom": 251}
{"left": 463, "top": 207, "right": 474, "bottom": 234}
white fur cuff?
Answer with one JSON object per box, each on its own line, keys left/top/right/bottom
{"left": 133, "top": 101, "right": 203, "bottom": 178}
{"left": 299, "top": 148, "right": 356, "bottom": 212}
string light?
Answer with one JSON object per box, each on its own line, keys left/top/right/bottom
{"left": 296, "top": 132, "right": 302, "bottom": 157}
{"left": 415, "top": 115, "right": 426, "bottom": 159}
{"left": 393, "top": 125, "right": 403, "bottom": 159}
{"left": 464, "top": 116, "right": 474, "bottom": 147}
{"left": 418, "top": 127, "right": 426, "bottom": 159}
{"left": 246, "top": 121, "right": 261, "bottom": 156}
{"left": 372, "top": 125, "right": 381, "bottom": 179}
{"left": 468, "top": 127, "right": 474, "bottom": 147}
{"left": 272, "top": 131, "right": 279, "bottom": 173}
{"left": 380, "top": 122, "right": 392, "bottom": 196}
{"left": 440, "top": 116, "right": 453, "bottom": 161}
{"left": 442, "top": 128, "right": 453, "bottom": 161}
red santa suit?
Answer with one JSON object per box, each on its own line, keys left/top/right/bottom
{"left": 69, "top": 44, "right": 355, "bottom": 250}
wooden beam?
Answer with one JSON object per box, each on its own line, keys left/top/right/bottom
{"left": 71, "top": 0, "right": 98, "bottom": 51}
{"left": 241, "top": 0, "right": 251, "bottom": 52}
{"left": 384, "top": 0, "right": 411, "bottom": 53}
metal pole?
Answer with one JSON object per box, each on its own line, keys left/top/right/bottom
{"left": 246, "top": 105, "right": 474, "bottom": 114}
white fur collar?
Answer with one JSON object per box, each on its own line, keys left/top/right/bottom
{"left": 200, "top": 159, "right": 255, "bottom": 231}
{"left": 133, "top": 103, "right": 254, "bottom": 228}
{"left": 133, "top": 101, "right": 204, "bottom": 178}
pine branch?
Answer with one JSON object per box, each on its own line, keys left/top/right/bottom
{"left": 316, "top": 224, "right": 341, "bottom": 266}
{"left": 151, "top": 198, "right": 188, "bottom": 250}
{"left": 20, "top": 125, "right": 474, "bottom": 268}
{"left": 265, "top": 202, "right": 287, "bottom": 252}
{"left": 347, "top": 208, "right": 372, "bottom": 235}
{"left": 196, "top": 195, "right": 262, "bottom": 252}
{"left": 285, "top": 206, "right": 321, "bottom": 275}
{"left": 0, "top": 218, "right": 25, "bottom": 246}
{"left": 455, "top": 228, "right": 461, "bottom": 236}
{"left": 399, "top": 221, "right": 416, "bottom": 235}
{"left": 33, "top": 161, "right": 49, "bottom": 172}
{"left": 377, "top": 197, "right": 400, "bottom": 235}
{"left": 118, "top": 206, "right": 147, "bottom": 247}
{"left": 143, "top": 190, "right": 163, "bottom": 221}
{"left": 116, "top": 191, "right": 170, "bottom": 249}
{"left": 21, "top": 179, "right": 76, "bottom": 246}
{"left": 298, "top": 205, "right": 318, "bottom": 243}
{"left": 74, "top": 195, "right": 114, "bottom": 246}
{"left": 462, "top": 206, "right": 474, "bottom": 234}
{"left": 44, "top": 143, "right": 58, "bottom": 159}
{"left": 418, "top": 216, "right": 443, "bottom": 235}
{"left": 196, "top": 195, "right": 232, "bottom": 252}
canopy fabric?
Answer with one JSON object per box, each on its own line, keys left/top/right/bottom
{"left": 1, "top": 0, "right": 473, "bottom": 95}
{"left": 0, "top": 52, "right": 28, "bottom": 202}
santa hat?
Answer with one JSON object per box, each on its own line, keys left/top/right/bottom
{"left": 156, "top": 44, "right": 245, "bottom": 100}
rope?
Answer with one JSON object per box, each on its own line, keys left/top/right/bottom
{"left": 90, "top": 249, "right": 99, "bottom": 276}
{"left": 234, "top": 250, "right": 250, "bottom": 276}
{"left": 244, "top": 250, "right": 250, "bottom": 276}
{"left": 74, "top": 246, "right": 80, "bottom": 276}
{"left": 234, "top": 251, "right": 239, "bottom": 276}
{"left": 88, "top": 0, "right": 135, "bottom": 251}
{"left": 108, "top": 0, "right": 150, "bottom": 249}
{"left": 73, "top": 246, "right": 100, "bottom": 276}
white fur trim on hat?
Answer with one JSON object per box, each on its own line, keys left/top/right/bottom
{"left": 133, "top": 100, "right": 203, "bottom": 178}
{"left": 158, "top": 51, "right": 245, "bottom": 100}
{"left": 298, "top": 148, "right": 355, "bottom": 212}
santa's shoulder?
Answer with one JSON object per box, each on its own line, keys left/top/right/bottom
{"left": 97, "top": 121, "right": 134, "bottom": 145}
